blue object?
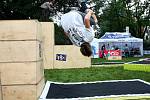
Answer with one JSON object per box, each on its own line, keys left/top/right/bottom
{"left": 56, "top": 54, "right": 67, "bottom": 61}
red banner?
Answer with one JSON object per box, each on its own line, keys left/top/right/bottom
{"left": 99, "top": 50, "right": 121, "bottom": 58}
{"left": 109, "top": 50, "right": 121, "bottom": 56}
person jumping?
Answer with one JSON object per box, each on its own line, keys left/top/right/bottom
{"left": 61, "top": 8, "right": 99, "bottom": 57}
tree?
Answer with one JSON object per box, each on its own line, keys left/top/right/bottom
{"left": 100, "top": 0, "right": 127, "bottom": 36}
{"left": 99, "top": 0, "right": 149, "bottom": 38}
{"left": 0, "top": 0, "right": 42, "bottom": 20}
{"left": 127, "top": 0, "right": 150, "bottom": 38}
{"left": 0, "top": 0, "right": 80, "bottom": 21}
{"left": 1, "top": 0, "right": 148, "bottom": 44}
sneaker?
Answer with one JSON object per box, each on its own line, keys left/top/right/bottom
{"left": 50, "top": 12, "right": 63, "bottom": 27}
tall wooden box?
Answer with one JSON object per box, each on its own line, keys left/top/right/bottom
{"left": 0, "top": 20, "right": 45, "bottom": 100}
{"left": 2, "top": 78, "right": 44, "bottom": 100}
{"left": 0, "top": 20, "right": 41, "bottom": 41}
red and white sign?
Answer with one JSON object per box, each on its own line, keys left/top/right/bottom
{"left": 99, "top": 50, "right": 121, "bottom": 58}
{"left": 109, "top": 50, "right": 121, "bottom": 56}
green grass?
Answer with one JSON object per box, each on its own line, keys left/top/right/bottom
{"left": 44, "top": 66, "right": 150, "bottom": 83}
{"left": 44, "top": 55, "right": 150, "bottom": 83}
{"left": 44, "top": 55, "right": 150, "bottom": 99}
{"left": 91, "top": 54, "right": 150, "bottom": 65}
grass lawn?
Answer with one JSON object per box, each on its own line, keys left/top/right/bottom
{"left": 91, "top": 54, "right": 150, "bottom": 65}
{"left": 44, "top": 55, "right": 150, "bottom": 99}
{"left": 44, "top": 66, "right": 150, "bottom": 83}
{"left": 45, "top": 54, "right": 150, "bottom": 82}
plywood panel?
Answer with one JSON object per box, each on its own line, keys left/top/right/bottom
{"left": 37, "top": 78, "right": 45, "bottom": 99}
{"left": 36, "top": 61, "right": 45, "bottom": 85}
{"left": 2, "top": 78, "right": 45, "bottom": 100}
{"left": 0, "top": 88, "right": 1, "bottom": 100}
{"left": 0, "top": 73, "right": 2, "bottom": 100}
{"left": 0, "top": 41, "right": 42, "bottom": 62}
{"left": 0, "top": 87, "right": 1, "bottom": 100}
{"left": 41, "top": 22, "right": 54, "bottom": 69}
{"left": 107, "top": 56, "right": 122, "bottom": 60}
{"left": 54, "top": 45, "right": 91, "bottom": 69}
{"left": 0, "top": 20, "right": 42, "bottom": 41}
{"left": 0, "top": 61, "right": 44, "bottom": 85}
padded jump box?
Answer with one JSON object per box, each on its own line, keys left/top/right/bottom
{"left": 124, "top": 63, "right": 150, "bottom": 72}
{"left": 124, "top": 59, "right": 150, "bottom": 72}
{"left": 40, "top": 79, "right": 150, "bottom": 100}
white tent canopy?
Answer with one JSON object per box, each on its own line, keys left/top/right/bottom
{"left": 99, "top": 32, "right": 143, "bottom": 42}
{"left": 91, "top": 32, "right": 143, "bottom": 58}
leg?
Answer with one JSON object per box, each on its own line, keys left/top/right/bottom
{"left": 78, "top": 1, "right": 98, "bottom": 25}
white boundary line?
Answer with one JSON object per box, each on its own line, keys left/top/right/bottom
{"left": 40, "top": 81, "right": 51, "bottom": 99}
{"left": 39, "top": 79, "right": 150, "bottom": 100}
{"left": 40, "top": 94, "right": 150, "bottom": 100}
{"left": 138, "top": 79, "right": 150, "bottom": 85}
{"left": 46, "top": 79, "right": 141, "bottom": 85}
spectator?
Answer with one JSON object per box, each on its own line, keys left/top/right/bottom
{"left": 101, "top": 44, "right": 106, "bottom": 58}
{"left": 106, "top": 43, "right": 110, "bottom": 50}
{"left": 40, "top": 0, "right": 55, "bottom": 21}
{"left": 124, "top": 44, "right": 129, "bottom": 57}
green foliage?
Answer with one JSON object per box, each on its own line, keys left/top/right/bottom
{"left": 100, "top": 0, "right": 130, "bottom": 35}
{"left": 54, "top": 24, "right": 72, "bottom": 45}
{"left": 0, "top": 0, "right": 41, "bottom": 20}
{"left": 0, "top": 0, "right": 149, "bottom": 44}
{"left": 98, "top": 0, "right": 150, "bottom": 38}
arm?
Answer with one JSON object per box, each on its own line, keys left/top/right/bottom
{"left": 84, "top": 9, "right": 94, "bottom": 28}
{"left": 91, "top": 13, "right": 98, "bottom": 24}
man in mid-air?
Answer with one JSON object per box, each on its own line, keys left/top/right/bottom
{"left": 60, "top": 0, "right": 99, "bottom": 57}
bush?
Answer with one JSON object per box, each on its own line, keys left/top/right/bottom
{"left": 54, "top": 24, "right": 72, "bottom": 45}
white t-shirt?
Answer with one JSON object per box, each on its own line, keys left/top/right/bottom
{"left": 60, "top": 11, "right": 94, "bottom": 47}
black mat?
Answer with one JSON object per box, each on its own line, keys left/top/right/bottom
{"left": 131, "top": 61, "right": 150, "bottom": 64}
{"left": 46, "top": 80, "right": 150, "bottom": 99}
{"left": 131, "top": 58, "right": 150, "bottom": 64}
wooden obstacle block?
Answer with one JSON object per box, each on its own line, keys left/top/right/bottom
{"left": 41, "top": 22, "right": 54, "bottom": 69}
{"left": 40, "top": 22, "right": 91, "bottom": 69}
{"left": 54, "top": 45, "right": 91, "bottom": 69}
{"left": 0, "top": 20, "right": 45, "bottom": 100}
{"left": 0, "top": 88, "right": 1, "bottom": 100}
{"left": 0, "top": 20, "right": 41, "bottom": 41}
{"left": 0, "top": 73, "right": 2, "bottom": 100}
{"left": 0, "top": 87, "right": 1, "bottom": 100}
{"left": 0, "top": 41, "right": 42, "bottom": 62}
{"left": 0, "top": 61, "right": 44, "bottom": 85}
{"left": 2, "top": 78, "right": 45, "bottom": 100}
